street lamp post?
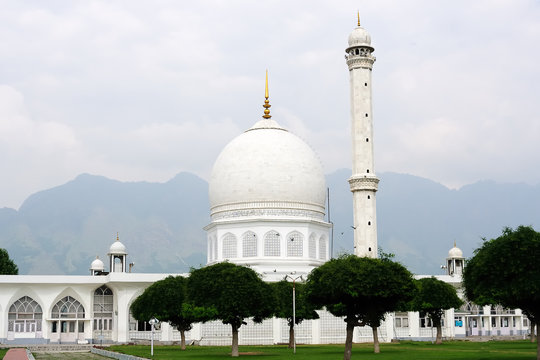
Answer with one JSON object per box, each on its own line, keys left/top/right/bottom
{"left": 285, "top": 273, "right": 303, "bottom": 354}
{"left": 149, "top": 318, "right": 159, "bottom": 357}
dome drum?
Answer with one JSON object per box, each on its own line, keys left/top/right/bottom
{"left": 210, "top": 200, "right": 326, "bottom": 221}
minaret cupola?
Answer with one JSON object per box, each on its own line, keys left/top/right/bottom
{"left": 446, "top": 242, "right": 465, "bottom": 276}
{"left": 345, "top": 13, "right": 375, "bottom": 70}
{"left": 108, "top": 233, "right": 128, "bottom": 273}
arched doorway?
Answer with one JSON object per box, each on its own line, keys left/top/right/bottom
{"left": 93, "top": 285, "right": 114, "bottom": 343}
{"left": 7, "top": 296, "right": 43, "bottom": 340}
{"left": 51, "top": 296, "right": 85, "bottom": 343}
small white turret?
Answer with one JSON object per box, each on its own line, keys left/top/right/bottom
{"left": 446, "top": 242, "right": 465, "bottom": 276}
{"left": 108, "top": 233, "right": 128, "bottom": 273}
{"left": 90, "top": 256, "right": 105, "bottom": 276}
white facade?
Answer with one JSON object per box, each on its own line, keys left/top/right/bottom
{"left": 346, "top": 18, "right": 379, "bottom": 258}
{"left": 0, "top": 271, "right": 176, "bottom": 344}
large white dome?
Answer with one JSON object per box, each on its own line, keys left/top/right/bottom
{"left": 209, "top": 118, "right": 326, "bottom": 220}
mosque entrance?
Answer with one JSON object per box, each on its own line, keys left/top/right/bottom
{"left": 51, "top": 296, "right": 86, "bottom": 343}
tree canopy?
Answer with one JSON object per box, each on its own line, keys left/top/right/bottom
{"left": 463, "top": 225, "right": 540, "bottom": 359}
{"left": 410, "top": 277, "right": 462, "bottom": 344}
{"left": 0, "top": 248, "right": 18, "bottom": 275}
{"left": 131, "top": 275, "right": 213, "bottom": 350}
{"left": 305, "top": 254, "right": 416, "bottom": 359}
{"left": 271, "top": 280, "right": 319, "bottom": 348}
{"left": 187, "top": 262, "right": 275, "bottom": 357}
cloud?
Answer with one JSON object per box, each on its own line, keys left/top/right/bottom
{"left": 0, "top": 0, "right": 539, "bottom": 208}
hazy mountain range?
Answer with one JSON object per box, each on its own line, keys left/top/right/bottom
{"left": 1, "top": 170, "right": 539, "bottom": 276}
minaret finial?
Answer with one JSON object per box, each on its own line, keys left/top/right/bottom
{"left": 262, "top": 70, "right": 272, "bottom": 119}
{"left": 357, "top": 11, "right": 360, "bottom": 26}
{"left": 454, "top": 240, "right": 457, "bottom": 248}
{"left": 117, "top": 232, "right": 119, "bottom": 241}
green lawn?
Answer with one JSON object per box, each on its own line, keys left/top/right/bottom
{"left": 108, "top": 340, "right": 537, "bottom": 360}
{"left": 0, "top": 348, "right": 8, "bottom": 358}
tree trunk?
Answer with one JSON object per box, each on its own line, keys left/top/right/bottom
{"left": 344, "top": 322, "right": 354, "bottom": 360}
{"left": 288, "top": 323, "right": 295, "bottom": 349}
{"left": 532, "top": 321, "right": 537, "bottom": 343}
{"left": 372, "top": 326, "right": 380, "bottom": 353}
{"left": 231, "top": 325, "right": 239, "bottom": 357}
{"left": 180, "top": 329, "right": 186, "bottom": 350}
{"left": 537, "top": 328, "right": 540, "bottom": 360}
{"left": 435, "top": 324, "right": 442, "bottom": 345}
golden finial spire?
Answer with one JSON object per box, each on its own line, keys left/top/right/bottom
{"left": 117, "top": 232, "right": 119, "bottom": 241}
{"left": 454, "top": 240, "right": 457, "bottom": 248}
{"left": 357, "top": 11, "right": 360, "bottom": 26}
{"left": 262, "top": 70, "right": 271, "bottom": 119}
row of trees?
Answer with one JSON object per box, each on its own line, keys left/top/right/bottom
{"left": 129, "top": 225, "right": 540, "bottom": 360}
{"left": 132, "top": 256, "right": 461, "bottom": 359}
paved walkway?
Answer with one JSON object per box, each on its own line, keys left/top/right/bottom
{"left": 3, "top": 348, "right": 28, "bottom": 360}
{"left": 33, "top": 353, "right": 107, "bottom": 359}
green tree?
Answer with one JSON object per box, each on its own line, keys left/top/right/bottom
{"left": 271, "top": 280, "right": 320, "bottom": 348}
{"left": 305, "top": 255, "right": 416, "bottom": 359}
{"left": 187, "top": 262, "right": 275, "bottom": 357}
{"left": 463, "top": 225, "right": 540, "bottom": 359}
{"left": 131, "top": 276, "right": 213, "bottom": 350}
{"left": 410, "top": 277, "right": 462, "bottom": 344}
{"left": 0, "top": 248, "right": 18, "bottom": 275}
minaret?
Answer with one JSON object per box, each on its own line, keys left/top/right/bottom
{"left": 346, "top": 14, "right": 379, "bottom": 258}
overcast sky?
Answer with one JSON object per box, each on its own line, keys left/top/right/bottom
{"left": 1, "top": 1, "right": 539, "bottom": 210}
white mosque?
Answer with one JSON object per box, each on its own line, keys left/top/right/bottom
{"left": 0, "top": 18, "right": 531, "bottom": 346}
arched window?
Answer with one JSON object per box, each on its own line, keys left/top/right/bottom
{"left": 222, "top": 233, "right": 237, "bottom": 258}
{"left": 287, "top": 231, "right": 304, "bottom": 257}
{"left": 264, "top": 231, "right": 280, "bottom": 256}
{"left": 213, "top": 236, "right": 218, "bottom": 260}
{"left": 309, "top": 233, "right": 317, "bottom": 259}
{"left": 318, "top": 236, "right": 327, "bottom": 260}
{"left": 8, "top": 296, "right": 42, "bottom": 334}
{"left": 52, "top": 296, "right": 85, "bottom": 319}
{"left": 93, "top": 285, "right": 114, "bottom": 335}
{"left": 242, "top": 231, "right": 257, "bottom": 257}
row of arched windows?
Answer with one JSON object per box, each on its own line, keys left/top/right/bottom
{"left": 208, "top": 231, "right": 327, "bottom": 261}
{"left": 6, "top": 285, "right": 114, "bottom": 335}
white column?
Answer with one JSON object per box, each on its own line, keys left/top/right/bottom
{"left": 385, "top": 313, "right": 395, "bottom": 341}
{"left": 191, "top": 322, "right": 202, "bottom": 343}
{"left": 409, "top": 312, "right": 420, "bottom": 339}
{"left": 272, "top": 317, "right": 281, "bottom": 344}
{"left": 311, "top": 317, "right": 321, "bottom": 344}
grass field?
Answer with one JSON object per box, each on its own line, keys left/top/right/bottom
{"left": 108, "top": 341, "right": 537, "bottom": 360}
{"left": 0, "top": 348, "right": 8, "bottom": 358}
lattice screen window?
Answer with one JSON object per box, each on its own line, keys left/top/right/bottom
{"left": 51, "top": 296, "right": 85, "bottom": 319}
{"left": 208, "top": 237, "right": 213, "bottom": 261}
{"left": 242, "top": 231, "right": 257, "bottom": 257}
{"left": 94, "top": 285, "right": 114, "bottom": 330}
{"left": 287, "top": 231, "right": 303, "bottom": 257}
{"left": 222, "top": 233, "right": 237, "bottom": 258}
{"left": 318, "top": 236, "right": 327, "bottom": 260}
{"left": 8, "top": 296, "right": 43, "bottom": 332}
{"left": 264, "top": 231, "right": 280, "bottom": 256}
{"left": 309, "top": 233, "right": 317, "bottom": 258}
